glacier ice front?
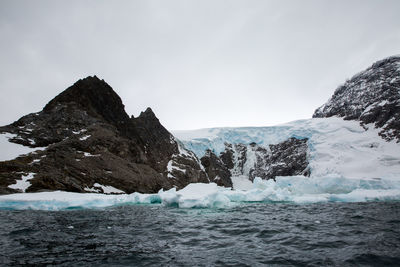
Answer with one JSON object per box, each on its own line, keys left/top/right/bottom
{"left": 1, "top": 176, "right": 400, "bottom": 210}
{"left": 173, "top": 117, "right": 400, "bottom": 180}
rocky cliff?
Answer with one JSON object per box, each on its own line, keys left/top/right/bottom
{"left": 0, "top": 76, "right": 208, "bottom": 194}
{"left": 200, "top": 138, "right": 310, "bottom": 184}
{"left": 313, "top": 55, "right": 400, "bottom": 141}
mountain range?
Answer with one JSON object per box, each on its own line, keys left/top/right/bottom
{"left": 1, "top": 55, "right": 399, "bottom": 194}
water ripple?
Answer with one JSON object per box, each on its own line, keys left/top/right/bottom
{"left": 0, "top": 202, "right": 399, "bottom": 266}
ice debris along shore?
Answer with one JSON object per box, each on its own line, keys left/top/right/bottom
{"left": 1, "top": 176, "right": 399, "bottom": 210}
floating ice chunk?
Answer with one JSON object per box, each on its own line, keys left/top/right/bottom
{"left": 158, "top": 187, "right": 180, "bottom": 206}
{"left": 160, "top": 183, "right": 231, "bottom": 208}
{"left": 231, "top": 175, "right": 253, "bottom": 190}
{"left": 1, "top": 176, "right": 400, "bottom": 210}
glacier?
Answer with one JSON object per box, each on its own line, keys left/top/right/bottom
{"left": 173, "top": 117, "right": 400, "bottom": 180}
{"left": 1, "top": 176, "right": 400, "bottom": 210}
{"left": 1, "top": 117, "right": 400, "bottom": 210}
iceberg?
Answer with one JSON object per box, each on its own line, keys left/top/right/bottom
{"left": 1, "top": 175, "right": 399, "bottom": 210}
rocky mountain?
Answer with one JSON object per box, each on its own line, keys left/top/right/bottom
{"left": 313, "top": 55, "right": 400, "bottom": 141}
{"left": 175, "top": 55, "right": 400, "bottom": 188}
{"left": 0, "top": 76, "right": 208, "bottom": 194}
{"left": 199, "top": 137, "right": 309, "bottom": 185}
{"left": 1, "top": 55, "right": 399, "bottom": 194}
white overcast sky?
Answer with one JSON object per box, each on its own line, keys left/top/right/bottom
{"left": 0, "top": 0, "right": 399, "bottom": 130}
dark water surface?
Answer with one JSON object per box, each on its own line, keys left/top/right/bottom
{"left": 1, "top": 202, "right": 400, "bottom": 266}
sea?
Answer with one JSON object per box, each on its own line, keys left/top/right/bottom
{"left": 1, "top": 201, "right": 399, "bottom": 266}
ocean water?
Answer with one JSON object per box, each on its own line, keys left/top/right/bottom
{"left": 1, "top": 202, "right": 399, "bottom": 266}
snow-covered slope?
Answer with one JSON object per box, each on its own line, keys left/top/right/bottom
{"left": 173, "top": 117, "right": 400, "bottom": 182}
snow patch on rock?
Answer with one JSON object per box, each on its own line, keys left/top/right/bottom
{"left": 0, "top": 133, "right": 46, "bottom": 162}
{"left": 85, "top": 183, "right": 125, "bottom": 194}
{"left": 8, "top": 173, "right": 36, "bottom": 192}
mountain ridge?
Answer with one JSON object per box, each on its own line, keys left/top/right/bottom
{"left": 0, "top": 77, "right": 208, "bottom": 194}
{"left": 1, "top": 55, "right": 400, "bottom": 194}
{"left": 313, "top": 55, "right": 400, "bottom": 141}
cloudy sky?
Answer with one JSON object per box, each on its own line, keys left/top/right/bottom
{"left": 0, "top": 0, "right": 399, "bottom": 130}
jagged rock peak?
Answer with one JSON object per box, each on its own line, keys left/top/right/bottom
{"left": 44, "top": 76, "right": 129, "bottom": 124}
{"left": 139, "top": 107, "right": 158, "bottom": 120}
{"left": 0, "top": 76, "right": 209, "bottom": 194}
{"left": 313, "top": 55, "right": 400, "bottom": 141}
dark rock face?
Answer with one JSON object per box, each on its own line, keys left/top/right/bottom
{"left": 313, "top": 55, "right": 400, "bottom": 141}
{"left": 0, "top": 76, "right": 208, "bottom": 194}
{"left": 250, "top": 138, "right": 310, "bottom": 180}
{"left": 219, "top": 143, "right": 234, "bottom": 170}
{"left": 44, "top": 76, "right": 129, "bottom": 125}
{"left": 218, "top": 138, "right": 310, "bottom": 182}
{"left": 200, "top": 150, "right": 232, "bottom": 188}
{"left": 196, "top": 137, "right": 310, "bottom": 187}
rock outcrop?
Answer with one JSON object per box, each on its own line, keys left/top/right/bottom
{"left": 249, "top": 138, "right": 310, "bottom": 180}
{"left": 222, "top": 138, "right": 309, "bottom": 181}
{"left": 313, "top": 55, "right": 400, "bottom": 141}
{"left": 199, "top": 137, "right": 310, "bottom": 185}
{"left": 200, "top": 150, "right": 232, "bottom": 188}
{"left": 0, "top": 76, "right": 208, "bottom": 194}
